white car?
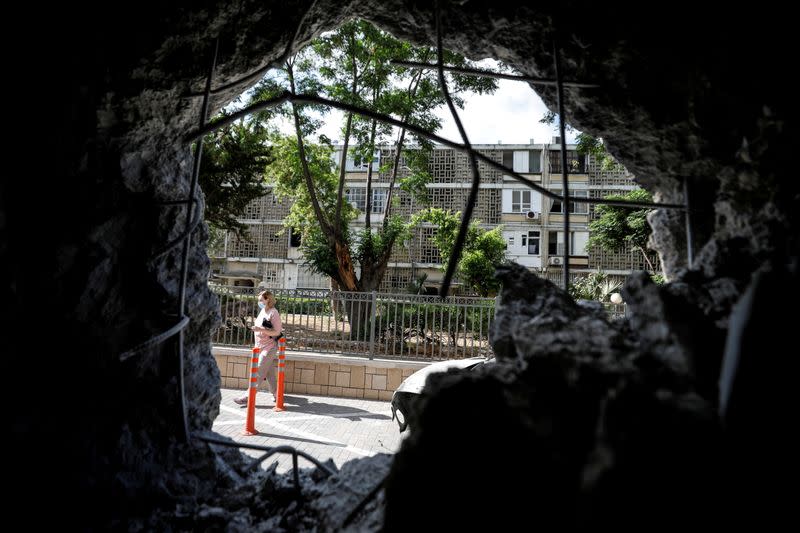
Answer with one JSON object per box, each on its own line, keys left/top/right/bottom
{"left": 390, "top": 356, "right": 493, "bottom": 432}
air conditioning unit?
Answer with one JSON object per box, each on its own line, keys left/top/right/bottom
{"left": 549, "top": 256, "right": 562, "bottom": 265}
{"left": 525, "top": 210, "right": 539, "bottom": 220}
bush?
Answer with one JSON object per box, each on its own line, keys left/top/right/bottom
{"left": 376, "top": 300, "right": 495, "bottom": 342}
{"left": 277, "top": 296, "right": 332, "bottom": 315}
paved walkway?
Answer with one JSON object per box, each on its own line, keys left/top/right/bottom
{"left": 213, "top": 388, "right": 407, "bottom": 474}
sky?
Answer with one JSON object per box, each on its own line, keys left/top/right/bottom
{"left": 276, "top": 79, "right": 578, "bottom": 146}
{"left": 431, "top": 77, "right": 579, "bottom": 146}
{"left": 268, "top": 59, "right": 579, "bottom": 146}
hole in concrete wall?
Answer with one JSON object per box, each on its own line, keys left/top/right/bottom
{"left": 12, "top": 2, "right": 796, "bottom": 530}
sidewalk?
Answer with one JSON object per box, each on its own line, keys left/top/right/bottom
{"left": 213, "top": 388, "right": 407, "bottom": 474}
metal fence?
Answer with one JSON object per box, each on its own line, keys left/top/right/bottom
{"left": 602, "top": 302, "right": 627, "bottom": 319}
{"left": 210, "top": 284, "right": 629, "bottom": 360}
{"left": 210, "top": 284, "right": 497, "bottom": 361}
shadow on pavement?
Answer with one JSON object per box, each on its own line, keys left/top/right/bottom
{"left": 275, "top": 396, "right": 392, "bottom": 421}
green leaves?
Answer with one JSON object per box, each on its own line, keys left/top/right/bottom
{"left": 266, "top": 133, "right": 354, "bottom": 236}
{"left": 413, "top": 208, "right": 507, "bottom": 296}
{"left": 576, "top": 133, "right": 620, "bottom": 171}
{"left": 587, "top": 189, "right": 658, "bottom": 272}
{"left": 568, "top": 271, "right": 623, "bottom": 302}
{"left": 198, "top": 119, "right": 274, "bottom": 238}
{"left": 201, "top": 19, "right": 503, "bottom": 292}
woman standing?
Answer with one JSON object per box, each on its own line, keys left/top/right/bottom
{"left": 234, "top": 290, "right": 283, "bottom": 405}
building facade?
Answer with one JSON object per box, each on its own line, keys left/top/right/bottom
{"left": 209, "top": 139, "right": 659, "bottom": 293}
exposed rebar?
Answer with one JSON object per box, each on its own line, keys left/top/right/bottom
{"left": 434, "top": 0, "right": 483, "bottom": 298}
{"left": 391, "top": 59, "right": 599, "bottom": 88}
{"left": 185, "top": 91, "right": 686, "bottom": 211}
{"left": 553, "top": 36, "right": 570, "bottom": 291}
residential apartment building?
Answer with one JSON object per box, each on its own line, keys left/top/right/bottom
{"left": 209, "top": 138, "right": 659, "bottom": 293}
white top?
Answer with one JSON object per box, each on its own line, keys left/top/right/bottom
{"left": 254, "top": 307, "right": 282, "bottom": 351}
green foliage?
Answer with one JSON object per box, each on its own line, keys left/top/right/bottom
{"left": 406, "top": 273, "right": 428, "bottom": 295}
{"left": 204, "top": 19, "right": 500, "bottom": 292}
{"left": 266, "top": 134, "right": 354, "bottom": 278}
{"left": 587, "top": 189, "right": 653, "bottom": 252}
{"left": 458, "top": 227, "right": 507, "bottom": 297}
{"left": 398, "top": 148, "right": 432, "bottom": 206}
{"left": 301, "top": 225, "right": 343, "bottom": 279}
{"left": 539, "top": 110, "right": 558, "bottom": 127}
{"left": 539, "top": 112, "right": 618, "bottom": 171}
{"left": 568, "top": 272, "right": 623, "bottom": 301}
{"left": 276, "top": 296, "right": 332, "bottom": 315}
{"left": 206, "top": 224, "right": 226, "bottom": 257}
{"left": 411, "top": 208, "right": 463, "bottom": 264}
{"left": 575, "top": 133, "right": 619, "bottom": 171}
{"left": 587, "top": 189, "right": 658, "bottom": 273}
{"left": 413, "top": 209, "right": 507, "bottom": 296}
{"left": 355, "top": 215, "right": 410, "bottom": 265}
{"left": 199, "top": 119, "right": 274, "bottom": 237}
{"left": 377, "top": 299, "right": 495, "bottom": 341}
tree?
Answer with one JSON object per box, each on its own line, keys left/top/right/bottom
{"left": 413, "top": 208, "right": 507, "bottom": 296}
{"left": 198, "top": 118, "right": 274, "bottom": 238}
{"left": 255, "top": 19, "right": 497, "bottom": 297}
{"left": 539, "top": 111, "right": 619, "bottom": 170}
{"left": 587, "top": 188, "right": 658, "bottom": 272}
{"left": 266, "top": 133, "right": 356, "bottom": 279}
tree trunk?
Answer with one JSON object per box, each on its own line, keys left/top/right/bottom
{"left": 334, "top": 112, "right": 354, "bottom": 225}
{"left": 364, "top": 117, "right": 378, "bottom": 231}
{"left": 334, "top": 239, "right": 359, "bottom": 291}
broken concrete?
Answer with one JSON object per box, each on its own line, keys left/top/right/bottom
{"left": 5, "top": 0, "right": 797, "bottom": 530}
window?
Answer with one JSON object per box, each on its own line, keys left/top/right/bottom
{"left": 529, "top": 150, "right": 542, "bottom": 173}
{"left": 549, "top": 189, "right": 588, "bottom": 213}
{"left": 346, "top": 187, "right": 387, "bottom": 213}
{"left": 371, "top": 189, "right": 387, "bottom": 214}
{"left": 289, "top": 228, "right": 302, "bottom": 247}
{"left": 549, "top": 150, "right": 585, "bottom": 173}
{"left": 512, "top": 151, "right": 529, "bottom": 172}
{"left": 570, "top": 190, "right": 589, "bottom": 214}
{"left": 550, "top": 191, "right": 563, "bottom": 214}
{"left": 527, "top": 231, "right": 540, "bottom": 255}
{"left": 508, "top": 236, "right": 515, "bottom": 246}
{"left": 521, "top": 234, "right": 527, "bottom": 246}
{"left": 347, "top": 151, "right": 380, "bottom": 171}
{"left": 548, "top": 231, "right": 578, "bottom": 255}
{"left": 345, "top": 187, "right": 366, "bottom": 210}
{"left": 511, "top": 190, "right": 532, "bottom": 212}
{"left": 548, "top": 232, "right": 558, "bottom": 255}
{"left": 502, "top": 150, "right": 513, "bottom": 169}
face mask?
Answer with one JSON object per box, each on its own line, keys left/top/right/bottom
{"left": 258, "top": 302, "right": 266, "bottom": 309}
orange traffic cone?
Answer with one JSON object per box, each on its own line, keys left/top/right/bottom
{"left": 273, "top": 337, "right": 286, "bottom": 412}
{"left": 243, "top": 347, "right": 260, "bottom": 435}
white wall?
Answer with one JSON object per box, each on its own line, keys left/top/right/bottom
{"left": 502, "top": 229, "right": 542, "bottom": 268}
{"left": 573, "top": 231, "right": 589, "bottom": 256}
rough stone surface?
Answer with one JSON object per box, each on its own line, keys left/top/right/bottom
{"left": 4, "top": 0, "right": 797, "bottom": 530}
{"left": 386, "top": 265, "right": 725, "bottom": 530}
{"left": 135, "top": 447, "right": 391, "bottom": 532}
